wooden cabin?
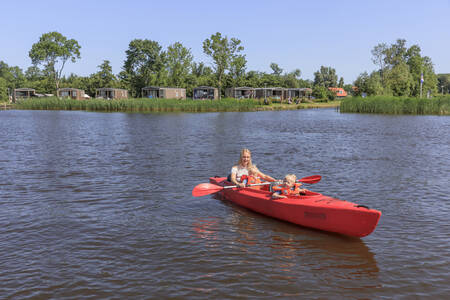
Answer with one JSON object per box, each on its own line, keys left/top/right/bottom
{"left": 96, "top": 88, "right": 128, "bottom": 99}
{"left": 57, "top": 88, "right": 85, "bottom": 100}
{"left": 13, "top": 88, "right": 35, "bottom": 102}
{"left": 142, "top": 86, "right": 186, "bottom": 100}
{"left": 286, "top": 88, "right": 312, "bottom": 100}
{"left": 193, "top": 86, "right": 219, "bottom": 100}
{"left": 225, "top": 87, "right": 255, "bottom": 99}
{"left": 255, "top": 87, "right": 286, "bottom": 100}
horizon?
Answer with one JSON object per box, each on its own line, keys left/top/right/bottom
{"left": 1, "top": 0, "right": 449, "bottom": 84}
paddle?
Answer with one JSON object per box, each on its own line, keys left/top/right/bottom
{"left": 192, "top": 182, "right": 272, "bottom": 197}
{"left": 297, "top": 175, "right": 321, "bottom": 184}
{"left": 192, "top": 175, "right": 321, "bottom": 197}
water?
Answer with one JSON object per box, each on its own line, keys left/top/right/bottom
{"left": 0, "top": 109, "right": 449, "bottom": 299}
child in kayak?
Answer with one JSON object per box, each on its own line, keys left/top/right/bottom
{"left": 272, "top": 174, "right": 307, "bottom": 199}
{"left": 240, "top": 166, "right": 263, "bottom": 187}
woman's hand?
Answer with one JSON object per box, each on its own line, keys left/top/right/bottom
{"left": 236, "top": 182, "right": 246, "bottom": 188}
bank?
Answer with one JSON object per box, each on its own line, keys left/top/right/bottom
{"left": 10, "top": 97, "right": 340, "bottom": 112}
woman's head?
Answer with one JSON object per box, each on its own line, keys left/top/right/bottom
{"left": 238, "top": 148, "right": 253, "bottom": 168}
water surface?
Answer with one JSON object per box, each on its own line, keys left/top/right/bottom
{"left": 0, "top": 109, "right": 449, "bottom": 298}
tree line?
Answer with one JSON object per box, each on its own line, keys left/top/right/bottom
{"left": 0, "top": 32, "right": 447, "bottom": 102}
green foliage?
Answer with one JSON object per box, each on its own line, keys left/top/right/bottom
{"left": 0, "top": 77, "right": 8, "bottom": 101}
{"left": 340, "top": 95, "right": 450, "bottom": 115}
{"left": 166, "top": 42, "right": 193, "bottom": 87}
{"left": 203, "top": 32, "right": 244, "bottom": 99}
{"left": 122, "top": 39, "right": 166, "bottom": 97}
{"left": 437, "top": 74, "right": 450, "bottom": 94}
{"left": 314, "top": 66, "right": 338, "bottom": 88}
{"left": 368, "top": 38, "right": 438, "bottom": 97}
{"left": 28, "top": 31, "right": 81, "bottom": 90}
{"left": 312, "top": 86, "right": 329, "bottom": 100}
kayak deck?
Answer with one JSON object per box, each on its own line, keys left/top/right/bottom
{"left": 209, "top": 177, "right": 381, "bottom": 238}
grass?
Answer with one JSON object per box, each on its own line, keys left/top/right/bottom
{"left": 13, "top": 97, "right": 339, "bottom": 112}
{"left": 340, "top": 96, "right": 450, "bottom": 115}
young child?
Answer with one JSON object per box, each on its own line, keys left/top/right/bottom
{"left": 240, "top": 166, "right": 263, "bottom": 186}
{"left": 271, "top": 174, "right": 307, "bottom": 199}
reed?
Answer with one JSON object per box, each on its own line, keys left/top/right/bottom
{"left": 340, "top": 96, "right": 450, "bottom": 115}
{"left": 14, "top": 97, "right": 264, "bottom": 112}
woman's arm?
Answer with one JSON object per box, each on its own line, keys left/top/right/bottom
{"left": 257, "top": 170, "right": 276, "bottom": 182}
{"left": 231, "top": 168, "right": 246, "bottom": 187}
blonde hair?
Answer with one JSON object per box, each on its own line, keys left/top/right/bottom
{"left": 237, "top": 148, "right": 253, "bottom": 168}
{"left": 248, "top": 166, "right": 259, "bottom": 175}
{"left": 284, "top": 174, "right": 297, "bottom": 184}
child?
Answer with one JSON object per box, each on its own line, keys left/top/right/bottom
{"left": 240, "top": 166, "right": 263, "bottom": 186}
{"left": 272, "top": 174, "right": 307, "bottom": 199}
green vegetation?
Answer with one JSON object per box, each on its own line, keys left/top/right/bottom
{"left": 1, "top": 31, "right": 448, "bottom": 112}
{"left": 340, "top": 96, "right": 450, "bottom": 115}
{"left": 13, "top": 97, "right": 339, "bottom": 112}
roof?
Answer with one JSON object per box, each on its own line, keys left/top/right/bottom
{"left": 58, "top": 88, "right": 84, "bottom": 91}
{"left": 96, "top": 88, "right": 128, "bottom": 91}
{"left": 14, "top": 88, "right": 35, "bottom": 91}
{"left": 142, "top": 86, "right": 185, "bottom": 90}
{"left": 194, "top": 86, "right": 217, "bottom": 89}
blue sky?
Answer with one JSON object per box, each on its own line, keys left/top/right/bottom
{"left": 1, "top": 0, "right": 449, "bottom": 83}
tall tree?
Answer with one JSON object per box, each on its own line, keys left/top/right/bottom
{"left": 123, "top": 39, "right": 166, "bottom": 96}
{"left": 270, "top": 63, "right": 283, "bottom": 76}
{"left": 166, "top": 42, "right": 193, "bottom": 87}
{"left": 28, "top": 31, "right": 81, "bottom": 91}
{"left": 203, "top": 32, "right": 244, "bottom": 99}
{"left": 314, "top": 66, "right": 338, "bottom": 88}
{"left": 229, "top": 54, "right": 247, "bottom": 88}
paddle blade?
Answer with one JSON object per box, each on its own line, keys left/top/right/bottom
{"left": 192, "top": 183, "right": 224, "bottom": 197}
{"left": 298, "top": 175, "right": 322, "bottom": 184}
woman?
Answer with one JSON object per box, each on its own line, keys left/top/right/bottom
{"left": 230, "top": 149, "right": 276, "bottom": 187}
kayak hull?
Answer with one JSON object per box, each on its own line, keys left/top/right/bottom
{"left": 209, "top": 177, "right": 381, "bottom": 238}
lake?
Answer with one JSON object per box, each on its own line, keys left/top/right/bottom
{"left": 0, "top": 108, "right": 449, "bottom": 298}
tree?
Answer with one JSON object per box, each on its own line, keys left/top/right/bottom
{"left": 229, "top": 54, "right": 247, "bottom": 88}
{"left": 123, "top": 39, "right": 166, "bottom": 97}
{"left": 371, "top": 42, "right": 387, "bottom": 84}
{"left": 0, "top": 77, "right": 8, "bottom": 101}
{"left": 385, "top": 62, "right": 414, "bottom": 96}
{"left": 95, "top": 60, "right": 117, "bottom": 88}
{"left": 270, "top": 63, "right": 283, "bottom": 76}
{"left": 338, "top": 77, "right": 344, "bottom": 88}
{"left": 314, "top": 66, "right": 338, "bottom": 88}
{"left": 166, "top": 42, "right": 193, "bottom": 87}
{"left": 203, "top": 32, "right": 244, "bottom": 99}
{"left": 28, "top": 31, "right": 81, "bottom": 91}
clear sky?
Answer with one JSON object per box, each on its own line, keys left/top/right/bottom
{"left": 1, "top": 0, "right": 449, "bottom": 83}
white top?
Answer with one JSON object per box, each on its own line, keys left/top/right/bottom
{"left": 231, "top": 165, "right": 248, "bottom": 181}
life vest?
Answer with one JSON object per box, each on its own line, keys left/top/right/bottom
{"left": 240, "top": 175, "right": 262, "bottom": 185}
{"left": 272, "top": 183, "right": 301, "bottom": 196}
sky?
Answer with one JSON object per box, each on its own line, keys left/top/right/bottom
{"left": 1, "top": 0, "right": 449, "bottom": 84}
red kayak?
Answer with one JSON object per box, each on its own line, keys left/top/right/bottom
{"left": 207, "top": 177, "right": 381, "bottom": 238}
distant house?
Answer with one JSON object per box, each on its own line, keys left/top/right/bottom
{"left": 255, "top": 87, "right": 286, "bottom": 100}
{"left": 225, "top": 87, "right": 255, "bottom": 99}
{"left": 142, "top": 86, "right": 186, "bottom": 99}
{"left": 57, "top": 88, "right": 85, "bottom": 100}
{"left": 96, "top": 88, "right": 128, "bottom": 99}
{"left": 12, "top": 88, "right": 35, "bottom": 102}
{"left": 328, "top": 87, "right": 348, "bottom": 98}
{"left": 193, "top": 86, "right": 219, "bottom": 100}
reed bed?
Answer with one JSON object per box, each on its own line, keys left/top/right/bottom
{"left": 14, "top": 97, "right": 265, "bottom": 112}
{"left": 340, "top": 96, "right": 450, "bottom": 115}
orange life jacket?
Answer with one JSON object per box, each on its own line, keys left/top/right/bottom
{"left": 272, "top": 183, "right": 301, "bottom": 196}
{"left": 241, "top": 175, "right": 262, "bottom": 185}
